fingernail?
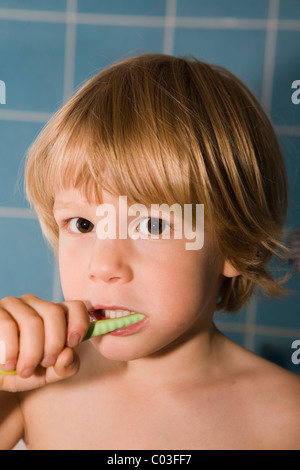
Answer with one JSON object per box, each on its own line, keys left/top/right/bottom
{"left": 0, "top": 340, "right": 6, "bottom": 364}
{"left": 68, "top": 333, "right": 81, "bottom": 348}
{"left": 42, "top": 356, "right": 56, "bottom": 367}
{"left": 64, "top": 350, "right": 75, "bottom": 368}
{"left": 21, "top": 366, "right": 35, "bottom": 378}
{"left": 2, "top": 360, "right": 16, "bottom": 372}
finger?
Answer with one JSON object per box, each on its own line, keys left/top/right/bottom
{"left": 58, "top": 301, "right": 90, "bottom": 348}
{"left": 45, "top": 347, "right": 80, "bottom": 384}
{"left": 0, "top": 308, "right": 19, "bottom": 372}
{"left": 0, "top": 349, "right": 80, "bottom": 393}
{"left": 24, "top": 299, "right": 68, "bottom": 368}
{"left": 2, "top": 298, "right": 45, "bottom": 378}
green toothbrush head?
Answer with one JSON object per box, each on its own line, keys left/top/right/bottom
{"left": 83, "top": 313, "right": 145, "bottom": 340}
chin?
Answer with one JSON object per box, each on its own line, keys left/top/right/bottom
{"left": 91, "top": 337, "right": 147, "bottom": 362}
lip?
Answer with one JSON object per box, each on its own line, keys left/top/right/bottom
{"left": 108, "top": 315, "right": 148, "bottom": 336}
{"left": 89, "top": 305, "right": 147, "bottom": 322}
{"left": 91, "top": 305, "right": 138, "bottom": 312}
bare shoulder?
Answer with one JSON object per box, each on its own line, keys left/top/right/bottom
{"left": 223, "top": 336, "right": 300, "bottom": 449}
{"left": 253, "top": 359, "right": 300, "bottom": 449}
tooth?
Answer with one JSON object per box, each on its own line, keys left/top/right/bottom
{"left": 109, "top": 310, "right": 117, "bottom": 319}
{"left": 104, "top": 309, "right": 137, "bottom": 318}
{"left": 122, "top": 311, "right": 133, "bottom": 317}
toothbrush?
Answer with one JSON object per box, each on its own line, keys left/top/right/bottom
{"left": 0, "top": 313, "right": 145, "bottom": 376}
{"left": 83, "top": 313, "right": 145, "bottom": 340}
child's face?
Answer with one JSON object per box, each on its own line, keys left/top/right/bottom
{"left": 54, "top": 187, "right": 226, "bottom": 361}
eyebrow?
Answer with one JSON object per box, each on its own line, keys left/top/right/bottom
{"left": 53, "top": 198, "right": 98, "bottom": 214}
{"left": 53, "top": 201, "right": 73, "bottom": 210}
{"left": 53, "top": 201, "right": 89, "bottom": 212}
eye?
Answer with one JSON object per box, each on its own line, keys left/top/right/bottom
{"left": 68, "top": 218, "right": 95, "bottom": 234}
{"left": 137, "top": 217, "right": 170, "bottom": 237}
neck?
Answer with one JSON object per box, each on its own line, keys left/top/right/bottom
{"left": 124, "top": 321, "right": 223, "bottom": 391}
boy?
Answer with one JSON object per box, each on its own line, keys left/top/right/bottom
{"left": 0, "top": 54, "right": 299, "bottom": 450}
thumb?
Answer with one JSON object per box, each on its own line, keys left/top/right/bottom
{"left": 44, "top": 347, "right": 80, "bottom": 384}
{"left": 0, "top": 348, "right": 80, "bottom": 392}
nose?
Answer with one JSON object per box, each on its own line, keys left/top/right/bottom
{"left": 88, "top": 237, "right": 134, "bottom": 284}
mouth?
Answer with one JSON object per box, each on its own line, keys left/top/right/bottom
{"left": 85, "top": 308, "right": 146, "bottom": 339}
{"left": 85, "top": 305, "right": 147, "bottom": 340}
{"left": 88, "top": 307, "right": 142, "bottom": 321}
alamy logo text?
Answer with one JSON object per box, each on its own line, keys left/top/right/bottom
{"left": 95, "top": 196, "right": 204, "bottom": 251}
{"left": 291, "top": 80, "right": 300, "bottom": 105}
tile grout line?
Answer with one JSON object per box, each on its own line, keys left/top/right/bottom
{"left": 0, "top": 8, "right": 300, "bottom": 30}
{"left": 63, "top": 0, "right": 77, "bottom": 102}
{"left": 51, "top": 0, "right": 78, "bottom": 304}
{"left": 261, "top": 0, "right": 280, "bottom": 112}
{"left": 175, "top": 17, "right": 268, "bottom": 30}
{"left": 163, "top": 0, "right": 177, "bottom": 55}
{"left": 215, "top": 319, "right": 300, "bottom": 339}
{"left": 0, "top": 207, "right": 36, "bottom": 218}
{"left": 275, "top": 125, "right": 300, "bottom": 136}
{"left": 0, "top": 109, "right": 52, "bottom": 122}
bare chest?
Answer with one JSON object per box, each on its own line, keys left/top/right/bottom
{"left": 21, "top": 380, "right": 259, "bottom": 450}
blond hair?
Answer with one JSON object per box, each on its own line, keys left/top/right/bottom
{"left": 25, "top": 53, "right": 290, "bottom": 313}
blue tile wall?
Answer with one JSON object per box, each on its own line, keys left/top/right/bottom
{"left": 271, "top": 31, "right": 300, "bottom": 126}
{"left": 75, "top": 25, "right": 165, "bottom": 86}
{"left": 255, "top": 274, "right": 300, "bottom": 330}
{"left": 0, "top": 0, "right": 67, "bottom": 11}
{"left": 0, "top": 0, "right": 300, "bottom": 377}
{"left": 177, "top": 0, "right": 269, "bottom": 19}
{"left": 0, "top": 21, "right": 65, "bottom": 112}
{"left": 255, "top": 335, "right": 300, "bottom": 375}
{"left": 173, "top": 28, "right": 266, "bottom": 98}
{"left": 77, "top": 0, "right": 166, "bottom": 16}
{"left": 282, "top": 136, "right": 300, "bottom": 227}
{"left": 0, "top": 121, "right": 42, "bottom": 207}
{"left": 279, "top": 0, "right": 300, "bottom": 20}
{"left": 0, "top": 218, "right": 55, "bottom": 300}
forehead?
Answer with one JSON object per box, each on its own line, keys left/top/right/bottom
{"left": 54, "top": 187, "right": 100, "bottom": 208}
{"left": 53, "top": 187, "right": 136, "bottom": 210}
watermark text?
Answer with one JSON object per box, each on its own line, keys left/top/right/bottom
{"left": 291, "top": 340, "right": 300, "bottom": 365}
{"left": 96, "top": 196, "right": 204, "bottom": 251}
{"left": 291, "top": 80, "right": 300, "bottom": 105}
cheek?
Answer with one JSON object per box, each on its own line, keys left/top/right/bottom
{"left": 59, "top": 263, "right": 75, "bottom": 300}
{"left": 150, "top": 249, "right": 222, "bottom": 317}
{"left": 59, "top": 266, "right": 76, "bottom": 299}
{"left": 58, "top": 241, "right": 84, "bottom": 299}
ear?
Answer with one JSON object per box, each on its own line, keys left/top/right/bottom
{"left": 222, "top": 260, "right": 240, "bottom": 278}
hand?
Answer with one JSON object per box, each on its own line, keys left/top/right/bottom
{"left": 0, "top": 295, "right": 90, "bottom": 392}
